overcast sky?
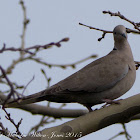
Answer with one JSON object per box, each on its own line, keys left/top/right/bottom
{"left": 0, "top": 0, "right": 140, "bottom": 140}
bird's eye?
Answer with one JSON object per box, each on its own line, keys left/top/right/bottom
{"left": 114, "top": 32, "right": 117, "bottom": 35}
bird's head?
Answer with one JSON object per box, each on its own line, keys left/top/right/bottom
{"left": 113, "top": 25, "right": 127, "bottom": 41}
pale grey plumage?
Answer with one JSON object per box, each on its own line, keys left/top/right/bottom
{"left": 4, "top": 25, "right": 136, "bottom": 111}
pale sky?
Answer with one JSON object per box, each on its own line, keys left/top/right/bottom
{"left": 0, "top": 0, "right": 140, "bottom": 140}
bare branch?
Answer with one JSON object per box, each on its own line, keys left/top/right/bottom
{"left": 79, "top": 22, "right": 112, "bottom": 33}
{"left": 5, "top": 54, "right": 96, "bottom": 73}
{"left": 27, "top": 54, "right": 97, "bottom": 69}
{"left": 19, "top": 0, "right": 30, "bottom": 56}
{"left": 41, "top": 69, "right": 51, "bottom": 88}
{"left": 0, "top": 44, "right": 34, "bottom": 55}
{"left": 0, "top": 38, "right": 69, "bottom": 55}
{"left": 0, "top": 122, "right": 19, "bottom": 140}
{"left": 122, "top": 123, "right": 131, "bottom": 140}
{"left": 108, "top": 131, "right": 125, "bottom": 140}
{"left": 79, "top": 22, "right": 112, "bottom": 41}
{"left": 1, "top": 38, "right": 70, "bottom": 76}
{"left": 2, "top": 108, "right": 22, "bottom": 137}
{"left": 103, "top": 11, "right": 140, "bottom": 32}
{"left": 25, "top": 37, "right": 69, "bottom": 51}
{"left": 79, "top": 22, "right": 140, "bottom": 42}
{"left": 79, "top": 11, "right": 140, "bottom": 42}
{"left": 0, "top": 66, "right": 15, "bottom": 105}
{"left": 20, "top": 93, "right": 140, "bottom": 140}
{"left": 21, "top": 76, "right": 35, "bottom": 95}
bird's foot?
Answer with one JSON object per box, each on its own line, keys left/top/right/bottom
{"left": 102, "top": 99, "right": 122, "bottom": 108}
{"left": 87, "top": 107, "right": 98, "bottom": 112}
{"left": 87, "top": 107, "right": 93, "bottom": 112}
{"left": 83, "top": 103, "right": 97, "bottom": 112}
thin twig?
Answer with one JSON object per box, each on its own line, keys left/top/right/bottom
{"left": 0, "top": 79, "right": 24, "bottom": 90}
{"left": 25, "top": 37, "right": 69, "bottom": 51}
{"left": 0, "top": 38, "right": 70, "bottom": 76}
{"left": 28, "top": 116, "right": 55, "bottom": 134}
{"left": 79, "top": 11, "right": 140, "bottom": 41}
{"left": 0, "top": 38, "right": 69, "bottom": 55}
{"left": 0, "top": 66, "right": 15, "bottom": 105}
{"left": 2, "top": 108, "right": 22, "bottom": 136}
{"left": 79, "top": 22, "right": 140, "bottom": 41}
{"left": 79, "top": 22, "right": 112, "bottom": 33}
{"left": 21, "top": 76, "right": 35, "bottom": 95}
{"left": 28, "top": 54, "right": 97, "bottom": 69}
{"left": 103, "top": 11, "right": 140, "bottom": 32}
{"left": 108, "top": 131, "right": 125, "bottom": 140}
{"left": 79, "top": 22, "right": 112, "bottom": 41}
{"left": 41, "top": 69, "right": 51, "bottom": 88}
{"left": 122, "top": 123, "right": 131, "bottom": 140}
{"left": 5, "top": 54, "right": 97, "bottom": 74}
{"left": 0, "top": 122, "right": 19, "bottom": 140}
{"left": 0, "top": 44, "right": 34, "bottom": 54}
{"left": 19, "top": 0, "right": 30, "bottom": 57}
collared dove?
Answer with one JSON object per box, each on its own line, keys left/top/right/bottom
{"left": 4, "top": 25, "right": 136, "bottom": 112}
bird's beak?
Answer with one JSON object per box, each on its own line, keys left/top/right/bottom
{"left": 121, "top": 33, "right": 127, "bottom": 38}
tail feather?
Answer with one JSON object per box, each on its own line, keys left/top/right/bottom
{"left": 5, "top": 90, "right": 46, "bottom": 108}
{"left": 5, "top": 89, "right": 75, "bottom": 108}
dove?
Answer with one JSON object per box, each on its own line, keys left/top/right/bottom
{"left": 4, "top": 25, "right": 136, "bottom": 112}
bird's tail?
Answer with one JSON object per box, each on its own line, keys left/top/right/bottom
{"left": 4, "top": 88, "right": 74, "bottom": 108}
{"left": 4, "top": 90, "right": 48, "bottom": 108}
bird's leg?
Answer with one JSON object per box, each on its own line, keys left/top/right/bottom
{"left": 87, "top": 106, "right": 93, "bottom": 112}
{"left": 83, "top": 104, "right": 93, "bottom": 112}
{"left": 102, "top": 99, "right": 121, "bottom": 108}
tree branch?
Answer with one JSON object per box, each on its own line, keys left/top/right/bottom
{"left": 19, "top": 0, "right": 30, "bottom": 57}
{"left": 79, "top": 11, "right": 140, "bottom": 41}
{"left": 20, "top": 93, "right": 140, "bottom": 140}
{"left": 0, "top": 38, "right": 69, "bottom": 55}
{"left": 103, "top": 11, "right": 140, "bottom": 32}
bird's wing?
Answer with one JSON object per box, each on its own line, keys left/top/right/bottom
{"left": 58, "top": 52, "right": 129, "bottom": 93}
